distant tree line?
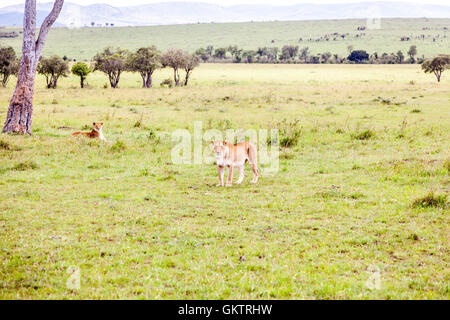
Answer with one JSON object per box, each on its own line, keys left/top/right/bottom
{"left": 0, "top": 46, "right": 199, "bottom": 89}
{"left": 194, "top": 44, "right": 426, "bottom": 65}
{"left": 0, "top": 45, "right": 448, "bottom": 88}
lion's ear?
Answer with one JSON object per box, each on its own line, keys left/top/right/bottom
{"left": 100, "top": 123, "right": 104, "bottom": 126}
{"left": 222, "top": 140, "right": 226, "bottom": 145}
{"left": 93, "top": 122, "right": 96, "bottom": 126}
{"left": 210, "top": 140, "right": 214, "bottom": 145}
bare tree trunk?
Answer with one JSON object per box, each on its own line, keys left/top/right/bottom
{"left": 173, "top": 68, "right": 180, "bottom": 86}
{"left": 435, "top": 71, "right": 441, "bottom": 82}
{"left": 2, "top": 0, "right": 64, "bottom": 134}
{"left": 109, "top": 71, "right": 121, "bottom": 88}
{"left": 145, "top": 72, "right": 153, "bottom": 88}
{"left": 140, "top": 72, "right": 153, "bottom": 88}
{"left": 184, "top": 70, "right": 191, "bottom": 86}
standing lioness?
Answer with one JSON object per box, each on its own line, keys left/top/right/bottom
{"left": 211, "top": 140, "right": 258, "bottom": 187}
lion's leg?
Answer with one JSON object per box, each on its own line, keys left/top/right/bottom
{"left": 226, "top": 166, "right": 233, "bottom": 187}
{"left": 250, "top": 164, "right": 258, "bottom": 183}
{"left": 236, "top": 165, "right": 245, "bottom": 184}
{"left": 217, "top": 166, "right": 224, "bottom": 186}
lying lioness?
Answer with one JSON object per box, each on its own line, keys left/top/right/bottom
{"left": 211, "top": 140, "right": 258, "bottom": 187}
{"left": 72, "top": 122, "right": 106, "bottom": 141}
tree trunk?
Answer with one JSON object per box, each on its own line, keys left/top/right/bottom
{"left": 174, "top": 68, "right": 180, "bottom": 86}
{"left": 80, "top": 76, "right": 84, "bottom": 88}
{"left": 184, "top": 70, "right": 190, "bottom": 86}
{"left": 52, "top": 75, "right": 58, "bottom": 89}
{"left": 434, "top": 70, "right": 441, "bottom": 82}
{"left": 3, "top": 56, "right": 36, "bottom": 134}
{"left": 145, "top": 72, "right": 153, "bottom": 88}
{"left": 1, "top": 74, "right": 10, "bottom": 87}
{"left": 45, "top": 75, "right": 51, "bottom": 89}
{"left": 109, "top": 71, "right": 121, "bottom": 88}
{"left": 2, "top": 0, "right": 64, "bottom": 134}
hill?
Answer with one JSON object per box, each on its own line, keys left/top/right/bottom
{"left": 0, "top": 1, "right": 450, "bottom": 27}
{"left": 0, "top": 18, "right": 449, "bottom": 61}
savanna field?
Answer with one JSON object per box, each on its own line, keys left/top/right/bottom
{"left": 2, "top": 18, "right": 450, "bottom": 59}
{"left": 0, "top": 63, "right": 449, "bottom": 299}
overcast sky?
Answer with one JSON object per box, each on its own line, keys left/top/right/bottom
{"left": 1, "top": 0, "right": 450, "bottom": 7}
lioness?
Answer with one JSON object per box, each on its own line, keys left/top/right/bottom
{"left": 211, "top": 140, "right": 258, "bottom": 187}
{"left": 72, "top": 122, "right": 106, "bottom": 141}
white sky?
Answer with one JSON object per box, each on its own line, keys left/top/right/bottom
{"left": 1, "top": 0, "right": 450, "bottom": 7}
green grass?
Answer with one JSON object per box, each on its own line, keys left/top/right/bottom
{"left": 0, "top": 64, "right": 449, "bottom": 299}
{"left": 1, "top": 18, "right": 450, "bottom": 60}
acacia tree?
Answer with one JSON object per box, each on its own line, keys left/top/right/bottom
{"left": 348, "top": 50, "right": 369, "bottom": 63}
{"left": 227, "top": 45, "right": 242, "bottom": 63}
{"left": 242, "top": 50, "right": 256, "bottom": 63}
{"left": 321, "top": 52, "right": 332, "bottom": 63}
{"left": 214, "top": 48, "right": 227, "bottom": 60}
{"left": 407, "top": 45, "right": 417, "bottom": 63}
{"left": 194, "top": 48, "right": 209, "bottom": 62}
{"left": 183, "top": 53, "right": 200, "bottom": 86}
{"left": 396, "top": 50, "right": 405, "bottom": 63}
{"left": 421, "top": 55, "right": 450, "bottom": 82}
{"left": 162, "top": 49, "right": 186, "bottom": 86}
{"left": 0, "top": 47, "right": 19, "bottom": 87}
{"left": 3, "top": 0, "right": 64, "bottom": 134}
{"left": 299, "top": 46, "right": 309, "bottom": 63}
{"left": 280, "top": 45, "right": 299, "bottom": 61}
{"left": 93, "top": 47, "right": 128, "bottom": 88}
{"left": 37, "top": 56, "right": 69, "bottom": 89}
{"left": 71, "top": 62, "right": 91, "bottom": 88}
{"left": 127, "top": 46, "right": 162, "bottom": 88}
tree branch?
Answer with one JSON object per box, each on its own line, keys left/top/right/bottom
{"left": 22, "top": 0, "right": 37, "bottom": 51}
{"left": 35, "top": 0, "right": 64, "bottom": 59}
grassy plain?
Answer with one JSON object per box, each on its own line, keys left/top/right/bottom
{"left": 1, "top": 18, "right": 450, "bottom": 60}
{"left": 0, "top": 64, "right": 449, "bottom": 299}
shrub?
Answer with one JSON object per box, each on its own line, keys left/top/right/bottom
{"left": 13, "top": 160, "right": 38, "bottom": 171}
{"left": 110, "top": 140, "right": 126, "bottom": 152}
{"left": 0, "top": 139, "right": 21, "bottom": 151}
{"left": 408, "top": 233, "right": 420, "bottom": 241}
{"left": 0, "top": 139, "right": 11, "bottom": 150}
{"left": 160, "top": 78, "right": 174, "bottom": 88}
{"left": 269, "top": 119, "right": 302, "bottom": 148}
{"left": 351, "top": 129, "right": 375, "bottom": 140}
{"left": 444, "top": 159, "right": 450, "bottom": 174}
{"left": 147, "top": 128, "right": 160, "bottom": 144}
{"left": 412, "top": 192, "right": 448, "bottom": 209}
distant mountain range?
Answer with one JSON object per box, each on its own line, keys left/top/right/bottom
{"left": 0, "top": 1, "right": 450, "bottom": 27}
